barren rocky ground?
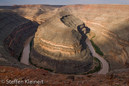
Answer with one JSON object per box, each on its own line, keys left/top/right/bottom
{"left": 0, "top": 66, "right": 129, "bottom": 86}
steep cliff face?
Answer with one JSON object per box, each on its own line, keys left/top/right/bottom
{"left": 0, "top": 10, "right": 38, "bottom": 60}
{"left": 30, "top": 11, "right": 93, "bottom": 74}
{"left": 61, "top": 4, "right": 129, "bottom": 70}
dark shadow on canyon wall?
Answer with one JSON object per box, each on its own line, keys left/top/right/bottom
{"left": 77, "top": 23, "right": 91, "bottom": 51}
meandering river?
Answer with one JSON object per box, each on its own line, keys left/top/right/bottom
{"left": 20, "top": 36, "right": 109, "bottom": 74}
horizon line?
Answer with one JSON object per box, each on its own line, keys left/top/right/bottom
{"left": 0, "top": 3, "right": 129, "bottom": 6}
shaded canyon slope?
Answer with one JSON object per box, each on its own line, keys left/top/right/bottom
{"left": 30, "top": 10, "right": 93, "bottom": 74}
{"left": 0, "top": 9, "right": 38, "bottom": 68}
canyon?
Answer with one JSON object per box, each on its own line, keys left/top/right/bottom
{"left": 6, "top": 4, "right": 129, "bottom": 70}
{"left": 0, "top": 4, "right": 129, "bottom": 85}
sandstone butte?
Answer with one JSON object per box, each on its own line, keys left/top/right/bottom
{"left": 0, "top": 4, "right": 129, "bottom": 86}
{"left": 30, "top": 10, "right": 93, "bottom": 74}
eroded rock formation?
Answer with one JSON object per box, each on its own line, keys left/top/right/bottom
{"left": 30, "top": 11, "right": 93, "bottom": 74}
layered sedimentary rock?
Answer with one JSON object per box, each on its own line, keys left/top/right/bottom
{"left": 30, "top": 11, "right": 93, "bottom": 74}
{"left": 0, "top": 10, "right": 38, "bottom": 59}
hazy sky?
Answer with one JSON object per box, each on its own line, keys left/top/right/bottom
{"left": 0, "top": 0, "right": 129, "bottom": 6}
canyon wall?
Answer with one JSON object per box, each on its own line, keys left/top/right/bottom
{"left": 0, "top": 9, "right": 38, "bottom": 68}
